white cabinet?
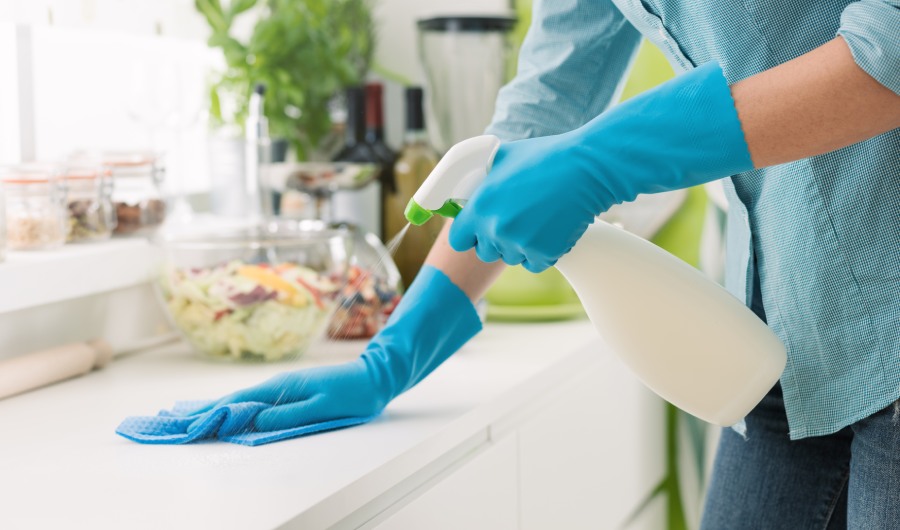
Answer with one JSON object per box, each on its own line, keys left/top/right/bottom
{"left": 518, "top": 362, "right": 664, "bottom": 530}
{"left": 373, "top": 436, "right": 519, "bottom": 530}
{"left": 365, "top": 358, "right": 664, "bottom": 530}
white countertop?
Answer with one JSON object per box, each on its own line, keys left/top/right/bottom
{"left": 0, "top": 321, "right": 605, "bottom": 530}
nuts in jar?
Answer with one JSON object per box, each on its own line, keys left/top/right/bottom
{"left": 1, "top": 164, "right": 67, "bottom": 251}
{"left": 102, "top": 152, "right": 167, "bottom": 236}
{"left": 63, "top": 165, "right": 116, "bottom": 242}
{"left": 0, "top": 184, "right": 5, "bottom": 262}
{"left": 115, "top": 199, "right": 166, "bottom": 235}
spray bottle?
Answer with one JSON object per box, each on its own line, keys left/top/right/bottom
{"left": 404, "top": 135, "right": 785, "bottom": 426}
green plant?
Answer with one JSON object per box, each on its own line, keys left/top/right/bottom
{"left": 196, "top": 0, "right": 376, "bottom": 159}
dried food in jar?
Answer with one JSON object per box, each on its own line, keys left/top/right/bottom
{"left": 7, "top": 214, "right": 65, "bottom": 250}
{"left": 114, "top": 199, "right": 166, "bottom": 235}
{"left": 67, "top": 199, "right": 113, "bottom": 242}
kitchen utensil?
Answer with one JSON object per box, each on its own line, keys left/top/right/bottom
{"left": 0, "top": 333, "right": 179, "bottom": 400}
{"left": 417, "top": 15, "right": 517, "bottom": 152}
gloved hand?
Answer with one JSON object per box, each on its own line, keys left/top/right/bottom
{"left": 116, "top": 265, "right": 482, "bottom": 445}
{"left": 449, "top": 61, "right": 754, "bottom": 272}
{"left": 205, "top": 265, "right": 481, "bottom": 432}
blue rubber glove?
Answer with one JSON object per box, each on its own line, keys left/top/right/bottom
{"left": 116, "top": 265, "right": 482, "bottom": 445}
{"left": 448, "top": 61, "right": 754, "bottom": 272}
{"left": 233, "top": 265, "right": 481, "bottom": 432}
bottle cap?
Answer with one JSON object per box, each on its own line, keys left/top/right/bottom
{"left": 405, "top": 87, "right": 426, "bottom": 132}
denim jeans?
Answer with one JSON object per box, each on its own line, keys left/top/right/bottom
{"left": 700, "top": 382, "right": 900, "bottom": 529}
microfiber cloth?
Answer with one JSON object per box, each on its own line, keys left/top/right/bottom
{"left": 116, "top": 401, "right": 377, "bottom": 446}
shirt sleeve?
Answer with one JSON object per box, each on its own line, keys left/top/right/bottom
{"left": 485, "top": 0, "right": 641, "bottom": 141}
{"left": 837, "top": 0, "right": 900, "bottom": 95}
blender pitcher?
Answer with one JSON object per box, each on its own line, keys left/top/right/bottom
{"left": 417, "top": 16, "right": 517, "bottom": 153}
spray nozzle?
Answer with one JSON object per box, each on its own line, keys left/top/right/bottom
{"left": 404, "top": 198, "right": 464, "bottom": 226}
{"left": 403, "top": 135, "right": 501, "bottom": 226}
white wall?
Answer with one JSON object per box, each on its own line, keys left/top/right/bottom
{"left": 0, "top": 0, "right": 513, "bottom": 172}
{"left": 0, "top": 0, "right": 518, "bottom": 351}
{"left": 373, "top": 0, "right": 513, "bottom": 147}
{"left": 0, "top": 0, "right": 209, "bottom": 39}
{"left": 374, "top": 0, "right": 511, "bottom": 83}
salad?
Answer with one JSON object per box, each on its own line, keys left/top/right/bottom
{"left": 160, "top": 260, "right": 339, "bottom": 361}
{"left": 328, "top": 265, "right": 402, "bottom": 340}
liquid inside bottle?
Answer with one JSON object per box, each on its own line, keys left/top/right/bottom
{"left": 385, "top": 87, "right": 442, "bottom": 287}
{"left": 555, "top": 220, "right": 786, "bottom": 426}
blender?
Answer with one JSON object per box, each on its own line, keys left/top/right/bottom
{"left": 417, "top": 15, "right": 517, "bottom": 153}
{"left": 418, "top": 14, "right": 582, "bottom": 320}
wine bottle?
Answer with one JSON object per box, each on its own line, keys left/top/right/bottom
{"left": 331, "top": 86, "right": 382, "bottom": 237}
{"left": 244, "top": 83, "right": 271, "bottom": 220}
{"left": 385, "top": 87, "right": 441, "bottom": 286}
{"left": 365, "top": 82, "right": 397, "bottom": 192}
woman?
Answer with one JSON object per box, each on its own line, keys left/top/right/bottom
{"left": 131, "top": 1, "right": 900, "bottom": 526}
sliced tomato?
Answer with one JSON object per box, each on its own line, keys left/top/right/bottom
{"left": 293, "top": 276, "right": 325, "bottom": 310}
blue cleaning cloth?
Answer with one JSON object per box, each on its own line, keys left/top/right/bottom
{"left": 116, "top": 401, "right": 377, "bottom": 446}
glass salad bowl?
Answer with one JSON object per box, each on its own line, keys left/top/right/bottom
{"left": 157, "top": 220, "right": 351, "bottom": 362}
{"left": 327, "top": 224, "right": 403, "bottom": 340}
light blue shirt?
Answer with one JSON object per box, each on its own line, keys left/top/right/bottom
{"left": 487, "top": 0, "right": 900, "bottom": 439}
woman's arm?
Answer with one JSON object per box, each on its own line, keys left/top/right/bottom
{"left": 423, "top": 9, "right": 900, "bottom": 290}
{"left": 423, "top": 221, "right": 506, "bottom": 302}
{"left": 733, "top": 37, "right": 900, "bottom": 168}
{"left": 418, "top": 0, "right": 642, "bottom": 298}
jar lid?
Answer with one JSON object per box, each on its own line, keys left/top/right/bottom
{"left": 63, "top": 168, "right": 100, "bottom": 180}
{"left": 102, "top": 152, "right": 158, "bottom": 169}
{"left": 1, "top": 177, "right": 52, "bottom": 184}
{"left": 0, "top": 163, "right": 58, "bottom": 184}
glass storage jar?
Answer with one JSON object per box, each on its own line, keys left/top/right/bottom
{"left": 0, "top": 164, "right": 67, "bottom": 251}
{"left": 103, "top": 152, "right": 166, "bottom": 236}
{"left": 0, "top": 183, "right": 5, "bottom": 262}
{"left": 62, "top": 163, "right": 116, "bottom": 242}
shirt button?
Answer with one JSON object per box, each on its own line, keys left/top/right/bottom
{"left": 658, "top": 28, "right": 668, "bottom": 42}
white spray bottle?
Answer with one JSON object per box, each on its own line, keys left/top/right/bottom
{"left": 405, "top": 135, "right": 786, "bottom": 426}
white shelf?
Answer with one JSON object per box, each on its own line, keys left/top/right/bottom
{"left": 0, "top": 238, "right": 161, "bottom": 313}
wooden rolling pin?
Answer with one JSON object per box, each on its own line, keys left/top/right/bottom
{"left": 0, "top": 340, "right": 114, "bottom": 400}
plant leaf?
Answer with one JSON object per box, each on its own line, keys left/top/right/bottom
{"left": 209, "top": 85, "right": 222, "bottom": 122}
{"left": 195, "top": 0, "right": 229, "bottom": 34}
{"left": 681, "top": 411, "right": 709, "bottom": 491}
{"left": 227, "top": 0, "right": 257, "bottom": 20}
{"left": 621, "top": 477, "right": 667, "bottom": 528}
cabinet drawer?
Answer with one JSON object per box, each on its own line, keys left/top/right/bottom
{"left": 518, "top": 362, "right": 664, "bottom": 530}
{"left": 373, "top": 435, "right": 518, "bottom": 530}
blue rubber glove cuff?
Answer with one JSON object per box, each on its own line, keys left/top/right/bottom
{"left": 571, "top": 60, "right": 754, "bottom": 203}
{"left": 448, "top": 62, "right": 754, "bottom": 272}
{"left": 358, "top": 264, "right": 483, "bottom": 406}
